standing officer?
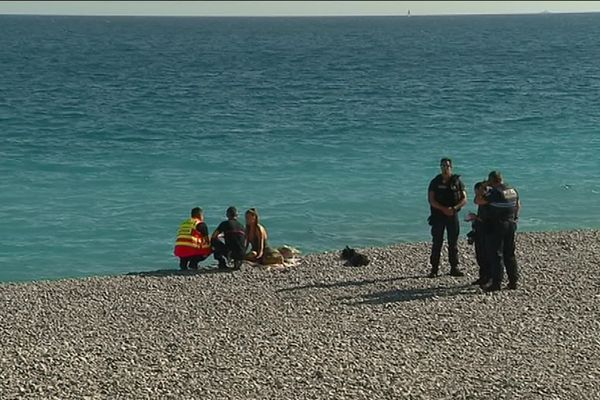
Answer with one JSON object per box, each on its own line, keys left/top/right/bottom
{"left": 466, "top": 180, "right": 491, "bottom": 285}
{"left": 476, "top": 171, "right": 520, "bottom": 291}
{"left": 427, "top": 157, "right": 468, "bottom": 277}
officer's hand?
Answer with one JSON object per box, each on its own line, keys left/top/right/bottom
{"left": 465, "top": 212, "right": 477, "bottom": 222}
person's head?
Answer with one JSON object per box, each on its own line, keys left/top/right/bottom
{"left": 226, "top": 206, "right": 237, "bottom": 219}
{"left": 191, "top": 207, "right": 203, "bottom": 219}
{"left": 475, "top": 180, "right": 488, "bottom": 192}
{"left": 488, "top": 170, "right": 503, "bottom": 185}
{"left": 245, "top": 208, "right": 260, "bottom": 226}
{"left": 440, "top": 157, "right": 453, "bottom": 176}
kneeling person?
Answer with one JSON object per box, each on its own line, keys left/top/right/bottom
{"left": 211, "top": 206, "right": 246, "bottom": 270}
{"left": 174, "top": 207, "right": 212, "bottom": 270}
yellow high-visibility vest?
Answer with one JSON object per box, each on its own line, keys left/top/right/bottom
{"left": 175, "top": 218, "right": 210, "bottom": 249}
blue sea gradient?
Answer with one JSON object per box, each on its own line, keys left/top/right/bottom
{"left": 1, "top": 14, "right": 600, "bottom": 282}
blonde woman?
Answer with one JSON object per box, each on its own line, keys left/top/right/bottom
{"left": 244, "top": 208, "right": 268, "bottom": 263}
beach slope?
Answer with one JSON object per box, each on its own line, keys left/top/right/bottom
{"left": 1, "top": 230, "right": 599, "bottom": 399}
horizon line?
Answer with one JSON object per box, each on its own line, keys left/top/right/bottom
{"left": 1, "top": 10, "right": 600, "bottom": 18}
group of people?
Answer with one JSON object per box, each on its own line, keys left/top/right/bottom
{"left": 428, "top": 157, "right": 521, "bottom": 292}
{"left": 174, "top": 206, "right": 275, "bottom": 271}
{"left": 173, "top": 157, "right": 520, "bottom": 290}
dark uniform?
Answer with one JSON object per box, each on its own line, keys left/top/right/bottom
{"left": 211, "top": 219, "right": 246, "bottom": 269}
{"left": 473, "top": 205, "right": 490, "bottom": 283}
{"left": 428, "top": 173, "right": 465, "bottom": 276}
{"left": 470, "top": 182, "right": 490, "bottom": 284}
{"left": 483, "top": 183, "right": 519, "bottom": 291}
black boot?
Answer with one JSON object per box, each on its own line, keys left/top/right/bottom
{"left": 428, "top": 267, "right": 439, "bottom": 278}
{"left": 483, "top": 282, "right": 501, "bottom": 292}
{"left": 449, "top": 267, "right": 464, "bottom": 277}
{"left": 179, "top": 258, "right": 189, "bottom": 270}
{"left": 231, "top": 259, "right": 242, "bottom": 270}
{"left": 479, "top": 278, "right": 492, "bottom": 290}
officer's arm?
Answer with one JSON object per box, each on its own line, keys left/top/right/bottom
{"left": 474, "top": 184, "right": 485, "bottom": 204}
{"left": 211, "top": 228, "right": 222, "bottom": 241}
{"left": 456, "top": 190, "right": 468, "bottom": 210}
{"left": 429, "top": 191, "right": 450, "bottom": 213}
{"left": 428, "top": 191, "right": 441, "bottom": 210}
{"left": 515, "top": 197, "right": 521, "bottom": 221}
{"left": 196, "top": 222, "right": 209, "bottom": 245}
{"left": 475, "top": 190, "right": 488, "bottom": 205}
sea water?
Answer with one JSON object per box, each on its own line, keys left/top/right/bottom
{"left": 1, "top": 14, "right": 599, "bottom": 282}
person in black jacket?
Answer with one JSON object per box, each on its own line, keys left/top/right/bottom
{"left": 476, "top": 171, "right": 521, "bottom": 292}
{"left": 211, "top": 206, "right": 246, "bottom": 270}
{"left": 427, "top": 158, "right": 468, "bottom": 278}
{"left": 465, "top": 181, "right": 490, "bottom": 285}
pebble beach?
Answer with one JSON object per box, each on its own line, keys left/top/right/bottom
{"left": 1, "top": 229, "right": 599, "bottom": 399}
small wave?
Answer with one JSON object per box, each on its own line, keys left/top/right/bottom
{"left": 496, "top": 115, "right": 544, "bottom": 123}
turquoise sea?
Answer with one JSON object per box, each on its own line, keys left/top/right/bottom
{"left": 1, "top": 14, "right": 600, "bottom": 282}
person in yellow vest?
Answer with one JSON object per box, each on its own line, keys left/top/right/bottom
{"left": 174, "top": 207, "right": 212, "bottom": 270}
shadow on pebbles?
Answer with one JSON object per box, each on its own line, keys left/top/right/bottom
{"left": 1, "top": 230, "right": 599, "bottom": 399}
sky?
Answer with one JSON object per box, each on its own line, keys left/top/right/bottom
{"left": 0, "top": 1, "right": 600, "bottom": 17}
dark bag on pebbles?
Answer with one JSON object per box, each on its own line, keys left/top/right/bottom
{"left": 340, "top": 246, "right": 370, "bottom": 267}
